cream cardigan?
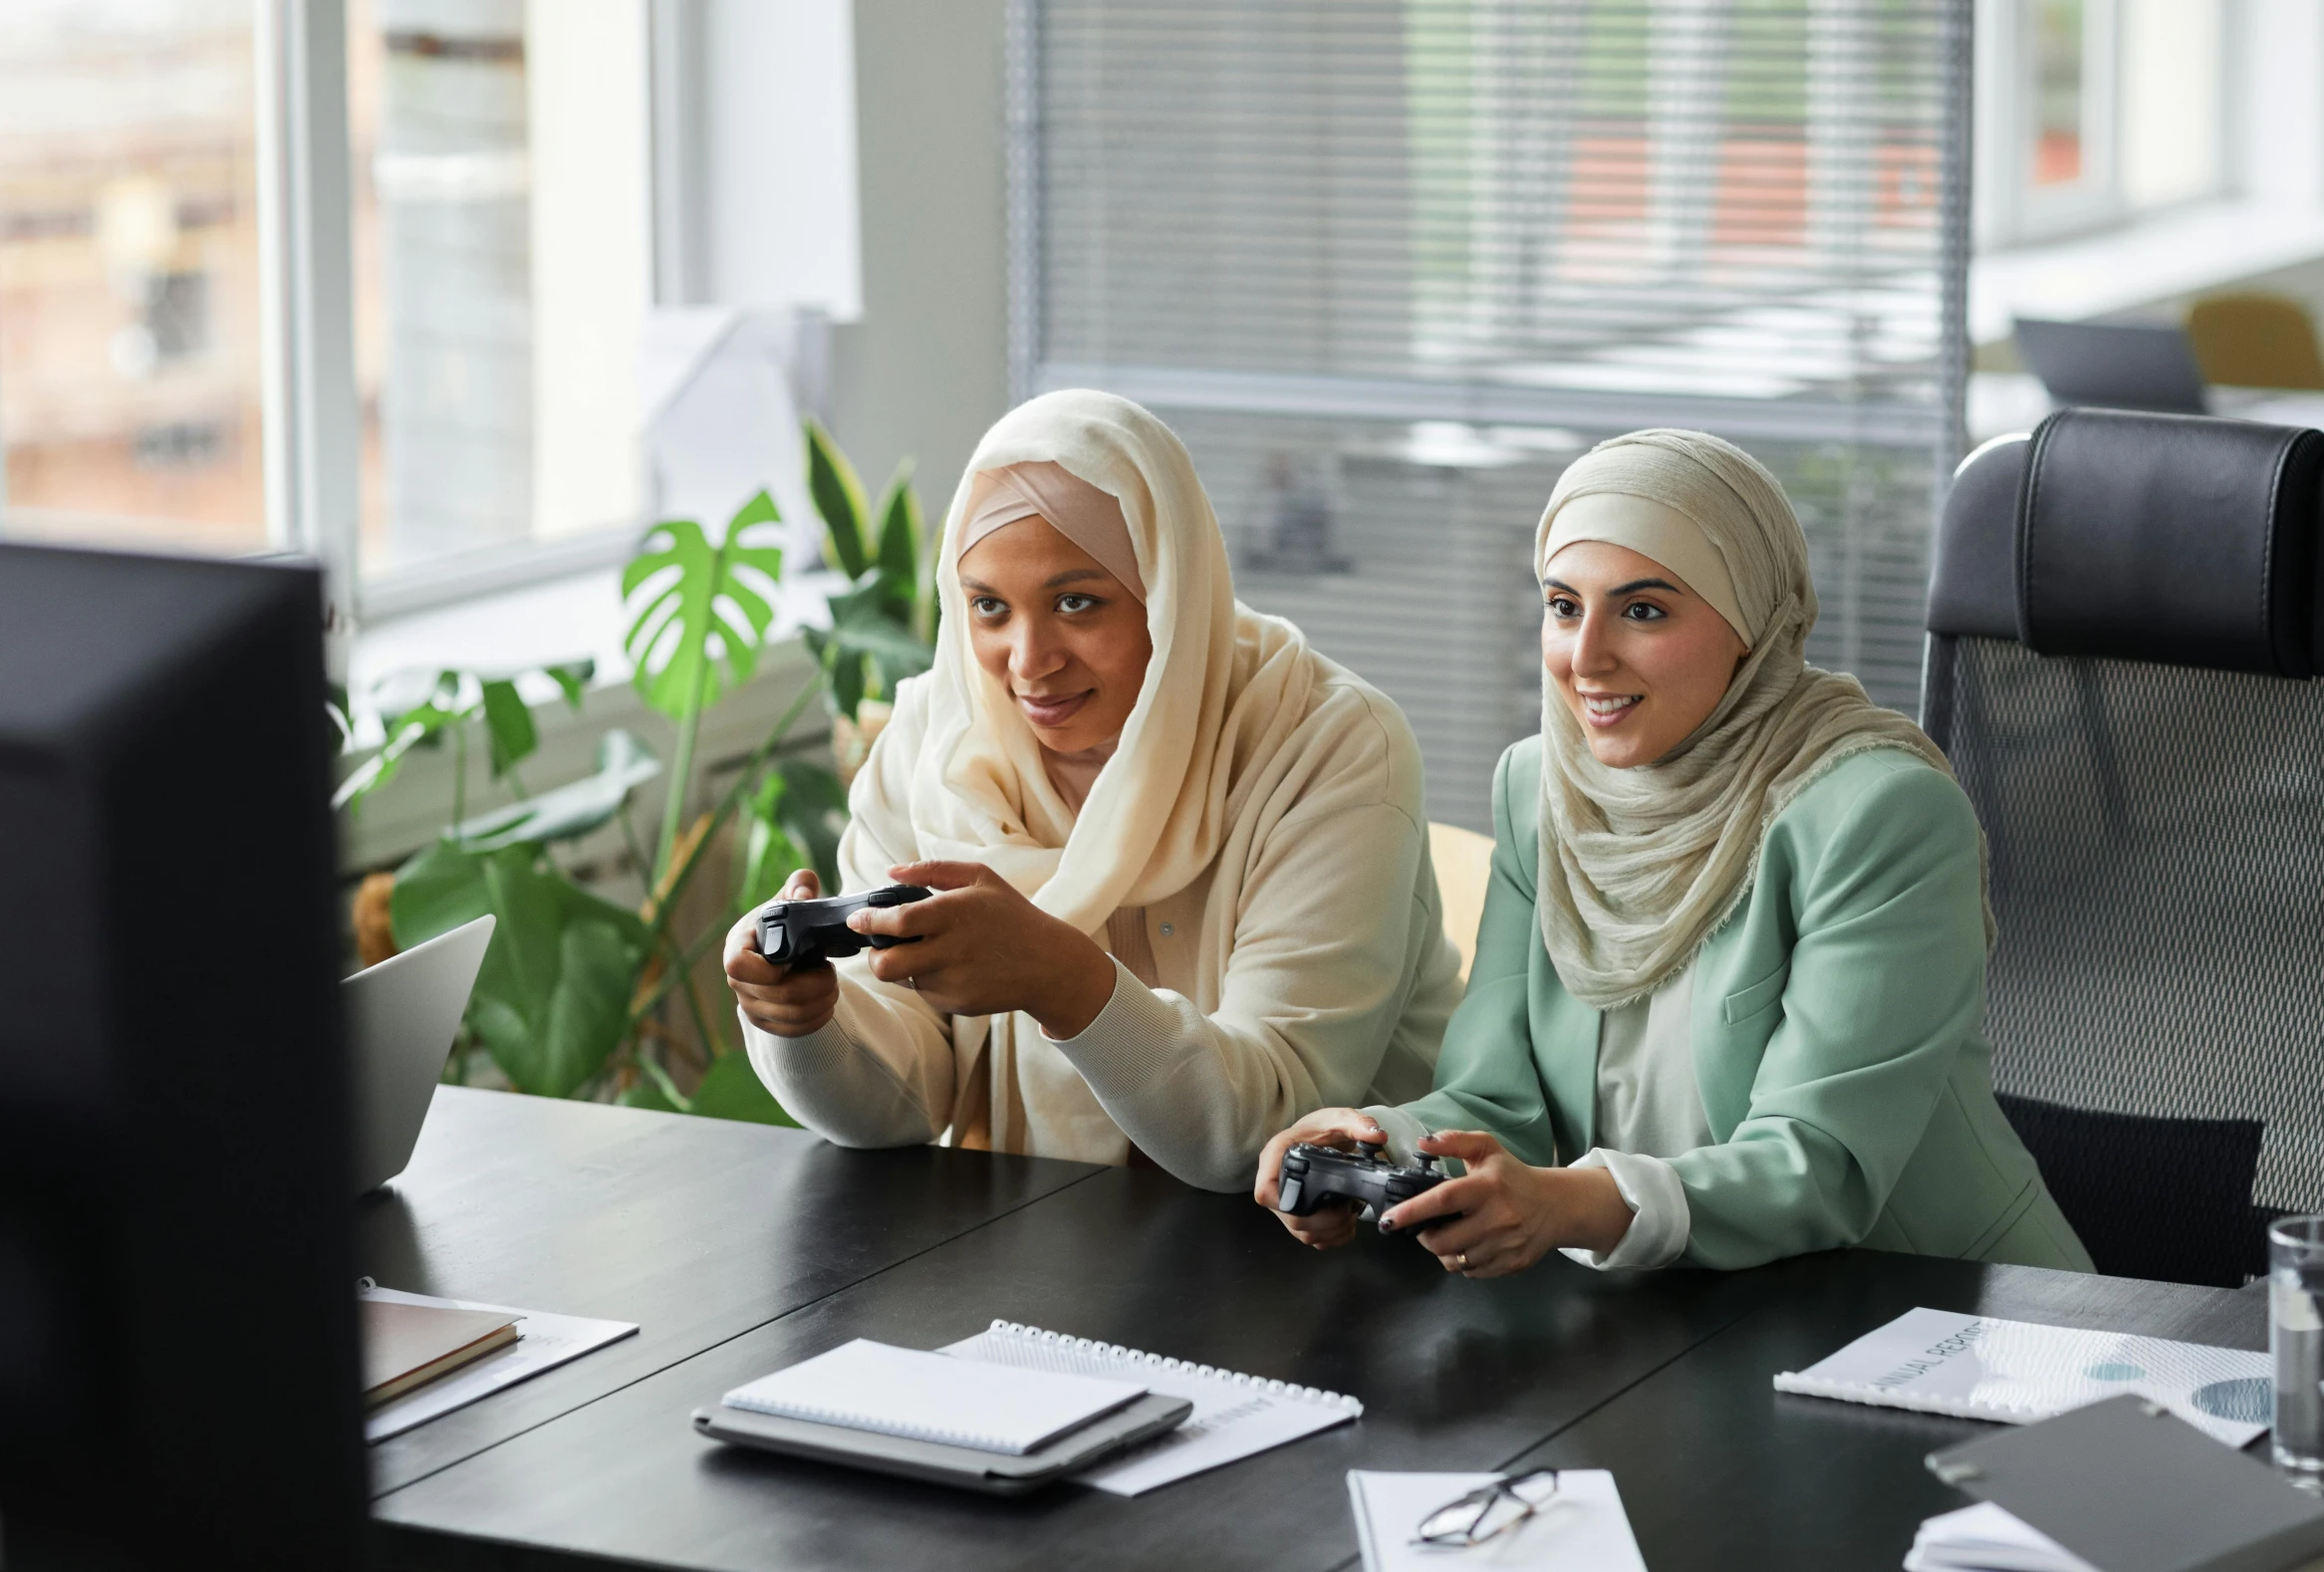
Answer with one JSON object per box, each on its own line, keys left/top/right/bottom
{"left": 741, "top": 664, "right": 1463, "bottom": 1191}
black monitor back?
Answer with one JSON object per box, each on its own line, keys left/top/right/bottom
{"left": 0, "top": 545, "right": 363, "bottom": 1568}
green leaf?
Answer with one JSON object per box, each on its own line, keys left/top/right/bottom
{"left": 388, "top": 842, "right": 648, "bottom": 1097}
{"left": 618, "top": 1082, "right": 683, "bottom": 1114}
{"left": 806, "top": 418, "right": 871, "bottom": 579}
{"left": 546, "top": 659, "right": 595, "bottom": 710}
{"left": 873, "top": 460, "right": 921, "bottom": 609}
{"left": 825, "top": 637, "right": 866, "bottom": 721}
{"left": 449, "top": 729, "right": 662, "bottom": 851}
{"left": 826, "top": 612, "right": 936, "bottom": 672}
{"left": 686, "top": 1050, "right": 800, "bottom": 1127}
{"left": 388, "top": 837, "right": 496, "bottom": 948}
{"left": 621, "top": 491, "right": 785, "bottom": 721}
{"left": 479, "top": 679, "right": 538, "bottom": 779}
{"left": 736, "top": 770, "right": 807, "bottom": 912}
{"left": 773, "top": 757, "right": 849, "bottom": 891}
{"left": 334, "top": 699, "right": 463, "bottom": 813}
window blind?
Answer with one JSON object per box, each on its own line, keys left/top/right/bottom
{"left": 1009, "top": 0, "right": 1971, "bottom": 830}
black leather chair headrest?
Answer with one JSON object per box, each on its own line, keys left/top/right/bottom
{"left": 1926, "top": 433, "right": 2026, "bottom": 642}
{"left": 1929, "top": 409, "right": 2323, "bottom": 677}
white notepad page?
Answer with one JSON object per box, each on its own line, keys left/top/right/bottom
{"left": 1347, "top": 1470, "right": 1647, "bottom": 1572}
{"left": 941, "top": 1320, "right": 1362, "bottom": 1494}
{"left": 722, "top": 1338, "right": 1147, "bottom": 1456}
{"left": 1772, "top": 1306, "right": 2273, "bottom": 1446}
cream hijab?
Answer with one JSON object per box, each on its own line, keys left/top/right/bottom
{"left": 1532, "top": 429, "right": 1981, "bottom": 1009}
{"left": 851, "top": 389, "right": 1327, "bottom": 1153}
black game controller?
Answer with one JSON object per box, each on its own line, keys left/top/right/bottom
{"left": 755, "top": 884, "right": 933, "bottom": 967}
{"left": 1274, "top": 1142, "right": 1446, "bottom": 1232}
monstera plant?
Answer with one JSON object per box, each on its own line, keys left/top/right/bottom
{"left": 338, "top": 421, "right": 934, "bottom": 1120}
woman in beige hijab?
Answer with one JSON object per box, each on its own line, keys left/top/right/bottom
{"left": 1257, "top": 429, "right": 2088, "bottom": 1274}
{"left": 723, "top": 390, "right": 1462, "bottom": 1189}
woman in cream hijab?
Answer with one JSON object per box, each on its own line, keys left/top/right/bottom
{"left": 723, "top": 390, "right": 1462, "bottom": 1189}
{"left": 1258, "top": 429, "right": 2090, "bottom": 1274}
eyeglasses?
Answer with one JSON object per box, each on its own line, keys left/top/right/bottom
{"left": 1413, "top": 1469, "right": 1563, "bottom": 1547}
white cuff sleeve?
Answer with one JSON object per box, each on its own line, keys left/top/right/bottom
{"left": 740, "top": 1009, "right": 938, "bottom": 1148}
{"left": 1558, "top": 1148, "right": 1690, "bottom": 1271}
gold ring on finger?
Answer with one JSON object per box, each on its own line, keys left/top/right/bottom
{"left": 1455, "top": 1251, "right": 1469, "bottom": 1271}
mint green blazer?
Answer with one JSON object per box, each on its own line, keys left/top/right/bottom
{"left": 1404, "top": 737, "right": 2092, "bottom": 1273}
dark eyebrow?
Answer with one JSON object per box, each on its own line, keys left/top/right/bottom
{"left": 1543, "top": 575, "right": 1685, "bottom": 598}
{"left": 959, "top": 576, "right": 998, "bottom": 595}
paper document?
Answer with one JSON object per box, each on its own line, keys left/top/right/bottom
{"left": 723, "top": 1339, "right": 1146, "bottom": 1455}
{"left": 1346, "top": 1470, "right": 1646, "bottom": 1572}
{"left": 1773, "top": 1306, "right": 2272, "bottom": 1446}
{"left": 360, "top": 1283, "right": 638, "bottom": 1442}
{"left": 1906, "top": 1501, "right": 2099, "bottom": 1572}
{"left": 940, "top": 1320, "right": 1360, "bottom": 1494}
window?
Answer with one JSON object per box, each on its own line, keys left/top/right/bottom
{"left": 3, "top": 0, "right": 864, "bottom": 633}
{"left": 1016, "top": 0, "right": 1968, "bottom": 830}
{"left": 0, "top": 0, "right": 269, "bottom": 556}
{"left": 347, "top": 0, "right": 653, "bottom": 593}
{"left": 1977, "top": 0, "right": 2228, "bottom": 247}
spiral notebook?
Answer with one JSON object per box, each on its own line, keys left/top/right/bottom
{"left": 1772, "top": 1306, "right": 2273, "bottom": 1447}
{"left": 940, "top": 1320, "right": 1364, "bottom": 1495}
{"left": 722, "top": 1339, "right": 1147, "bottom": 1455}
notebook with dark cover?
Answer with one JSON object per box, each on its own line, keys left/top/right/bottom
{"left": 1927, "top": 1395, "right": 2324, "bottom": 1572}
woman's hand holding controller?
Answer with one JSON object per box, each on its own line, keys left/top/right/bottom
{"left": 1252, "top": 1108, "right": 1389, "bottom": 1250}
{"left": 722, "top": 871, "right": 841, "bottom": 1038}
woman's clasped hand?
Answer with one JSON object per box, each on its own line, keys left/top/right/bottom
{"left": 722, "top": 860, "right": 1120, "bottom": 1043}
{"left": 1252, "top": 1111, "right": 1632, "bottom": 1277}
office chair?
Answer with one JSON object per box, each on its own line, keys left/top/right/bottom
{"left": 2187, "top": 292, "right": 2324, "bottom": 392}
{"left": 1922, "top": 407, "right": 2324, "bottom": 1287}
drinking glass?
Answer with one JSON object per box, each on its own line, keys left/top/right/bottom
{"left": 2271, "top": 1215, "right": 2324, "bottom": 1484}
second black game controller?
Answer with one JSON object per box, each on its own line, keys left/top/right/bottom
{"left": 1274, "top": 1142, "right": 1446, "bottom": 1232}
{"left": 755, "top": 884, "right": 933, "bottom": 966}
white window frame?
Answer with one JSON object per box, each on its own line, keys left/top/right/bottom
{"left": 1976, "top": 0, "right": 2240, "bottom": 253}
{"left": 244, "top": 0, "right": 866, "bottom": 647}
{"left": 1977, "top": 0, "right": 2125, "bottom": 247}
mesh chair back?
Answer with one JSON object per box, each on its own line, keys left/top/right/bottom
{"left": 1924, "top": 410, "right": 2324, "bottom": 1222}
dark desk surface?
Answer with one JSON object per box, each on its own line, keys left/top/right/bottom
{"left": 1510, "top": 1247, "right": 2266, "bottom": 1572}
{"left": 359, "top": 1088, "right": 1099, "bottom": 1495}
{"left": 369, "top": 1098, "right": 2263, "bottom": 1572}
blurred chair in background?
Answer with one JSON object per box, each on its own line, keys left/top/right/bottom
{"left": 2186, "top": 292, "right": 2324, "bottom": 391}
{"left": 1428, "top": 821, "right": 1494, "bottom": 985}
{"left": 1922, "top": 408, "right": 2324, "bottom": 1287}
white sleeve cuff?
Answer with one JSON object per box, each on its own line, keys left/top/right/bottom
{"left": 1558, "top": 1148, "right": 1690, "bottom": 1271}
{"left": 1041, "top": 956, "right": 1136, "bottom": 1048}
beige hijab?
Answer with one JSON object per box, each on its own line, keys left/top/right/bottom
{"left": 851, "top": 389, "right": 1328, "bottom": 1154}
{"left": 1532, "top": 428, "right": 1981, "bottom": 1009}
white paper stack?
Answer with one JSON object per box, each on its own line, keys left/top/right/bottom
{"left": 1345, "top": 1470, "right": 1647, "bottom": 1572}
{"left": 360, "top": 1283, "right": 639, "bottom": 1443}
{"left": 723, "top": 1338, "right": 1147, "bottom": 1455}
{"left": 1906, "top": 1501, "right": 2099, "bottom": 1572}
{"left": 1773, "top": 1306, "right": 2273, "bottom": 1446}
{"left": 940, "top": 1320, "right": 1361, "bottom": 1493}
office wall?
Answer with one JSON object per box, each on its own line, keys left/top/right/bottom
{"left": 826, "top": 0, "right": 1011, "bottom": 523}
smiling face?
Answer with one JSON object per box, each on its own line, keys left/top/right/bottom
{"left": 959, "top": 517, "right": 1153, "bottom": 755}
{"left": 1541, "top": 539, "right": 1749, "bottom": 768}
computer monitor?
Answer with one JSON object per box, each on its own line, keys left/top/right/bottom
{"left": 0, "top": 545, "right": 365, "bottom": 1567}
{"left": 2013, "top": 316, "right": 2210, "bottom": 414}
